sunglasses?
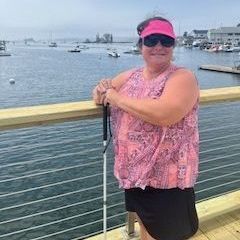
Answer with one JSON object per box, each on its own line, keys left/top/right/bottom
{"left": 142, "top": 34, "right": 175, "bottom": 48}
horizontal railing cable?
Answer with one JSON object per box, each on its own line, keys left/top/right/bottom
{"left": 197, "top": 188, "right": 240, "bottom": 203}
{"left": 0, "top": 147, "right": 102, "bottom": 169}
{"left": 199, "top": 114, "right": 238, "bottom": 124}
{"left": 107, "top": 211, "right": 126, "bottom": 220}
{"left": 0, "top": 206, "right": 101, "bottom": 226}
{"left": 0, "top": 133, "right": 101, "bottom": 154}
{"left": 196, "top": 179, "right": 240, "bottom": 194}
{"left": 27, "top": 219, "right": 103, "bottom": 240}
{"left": 199, "top": 123, "right": 240, "bottom": 133}
{"left": 0, "top": 216, "right": 104, "bottom": 239}
{"left": 199, "top": 101, "right": 240, "bottom": 115}
{"left": 0, "top": 168, "right": 108, "bottom": 199}
{"left": 0, "top": 180, "right": 118, "bottom": 212}
{"left": 200, "top": 133, "right": 240, "bottom": 143}
{"left": 199, "top": 143, "right": 240, "bottom": 154}
{"left": 38, "top": 206, "right": 126, "bottom": 240}
{"left": 0, "top": 191, "right": 122, "bottom": 227}
{"left": 200, "top": 162, "right": 240, "bottom": 174}
{"left": 200, "top": 152, "right": 240, "bottom": 165}
{"left": 196, "top": 170, "right": 240, "bottom": 185}
{"left": 0, "top": 194, "right": 102, "bottom": 212}
{"left": 0, "top": 163, "right": 109, "bottom": 184}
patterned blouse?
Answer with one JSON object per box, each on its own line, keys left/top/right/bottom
{"left": 111, "top": 64, "right": 199, "bottom": 190}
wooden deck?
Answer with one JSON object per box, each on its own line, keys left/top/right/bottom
{"left": 199, "top": 65, "right": 240, "bottom": 74}
{"left": 87, "top": 190, "right": 240, "bottom": 240}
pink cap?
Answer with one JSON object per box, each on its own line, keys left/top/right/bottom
{"left": 140, "top": 20, "right": 176, "bottom": 39}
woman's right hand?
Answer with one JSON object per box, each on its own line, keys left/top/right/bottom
{"left": 92, "top": 79, "right": 112, "bottom": 104}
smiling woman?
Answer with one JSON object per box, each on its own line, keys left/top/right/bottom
{"left": 93, "top": 16, "right": 199, "bottom": 240}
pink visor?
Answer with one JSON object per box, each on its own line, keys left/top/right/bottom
{"left": 140, "top": 20, "right": 176, "bottom": 39}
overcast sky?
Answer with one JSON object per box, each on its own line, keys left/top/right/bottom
{"left": 1, "top": 0, "right": 240, "bottom": 40}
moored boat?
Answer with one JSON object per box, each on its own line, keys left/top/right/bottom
{"left": 107, "top": 50, "right": 120, "bottom": 58}
{"left": 68, "top": 45, "right": 81, "bottom": 52}
{"left": 0, "top": 40, "right": 11, "bottom": 56}
{"left": 49, "top": 42, "right": 57, "bottom": 47}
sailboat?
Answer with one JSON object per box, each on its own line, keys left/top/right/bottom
{"left": 0, "top": 41, "right": 11, "bottom": 56}
{"left": 49, "top": 42, "right": 57, "bottom": 47}
{"left": 48, "top": 32, "right": 57, "bottom": 47}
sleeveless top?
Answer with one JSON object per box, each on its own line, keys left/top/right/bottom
{"left": 111, "top": 64, "right": 199, "bottom": 190}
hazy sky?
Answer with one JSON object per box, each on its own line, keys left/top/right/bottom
{"left": 1, "top": 0, "right": 240, "bottom": 40}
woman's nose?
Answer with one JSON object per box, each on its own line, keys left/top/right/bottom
{"left": 154, "top": 41, "right": 163, "bottom": 48}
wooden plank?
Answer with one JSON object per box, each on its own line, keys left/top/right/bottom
{"left": 215, "top": 212, "right": 240, "bottom": 239}
{"left": 229, "top": 209, "right": 240, "bottom": 220}
{"left": 199, "top": 218, "right": 239, "bottom": 240}
{"left": 0, "top": 87, "right": 240, "bottom": 130}
{"left": 196, "top": 190, "right": 240, "bottom": 222}
{"left": 199, "top": 65, "right": 240, "bottom": 74}
{"left": 200, "top": 86, "right": 240, "bottom": 104}
{"left": 190, "top": 230, "right": 210, "bottom": 240}
{"left": 0, "top": 101, "right": 102, "bottom": 130}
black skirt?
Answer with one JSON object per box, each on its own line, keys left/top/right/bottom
{"left": 125, "top": 187, "right": 198, "bottom": 240}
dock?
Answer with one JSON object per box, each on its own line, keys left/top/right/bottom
{"left": 199, "top": 65, "right": 240, "bottom": 74}
{"left": 87, "top": 190, "right": 240, "bottom": 240}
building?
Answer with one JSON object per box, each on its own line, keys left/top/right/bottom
{"left": 208, "top": 27, "right": 240, "bottom": 45}
{"left": 189, "top": 30, "right": 208, "bottom": 39}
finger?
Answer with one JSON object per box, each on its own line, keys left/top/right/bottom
{"left": 97, "top": 84, "right": 107, "bottom": 94}
{"left": 99, "top": 79, "right": 112, "bottom": 89}
{"left": 103, "top": 96, "right": 109, "bottom": 106}
{"left": 100, "top": 93, "right": 107, "bottom": 104}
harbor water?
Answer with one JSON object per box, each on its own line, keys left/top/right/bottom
{"left": 0, "top": 44, "right": 239, "bottom": 239}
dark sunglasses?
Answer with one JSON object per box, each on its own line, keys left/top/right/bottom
{"left": 143, "top": 34, "right": 175, "bottom": 48}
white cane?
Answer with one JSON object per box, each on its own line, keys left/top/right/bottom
{"left": 103, "top": 105, "right": 108, "bottom": 240}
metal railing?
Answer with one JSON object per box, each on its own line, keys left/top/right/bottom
{"left": 0, "top": 87, "right": 239, "bottom": 239}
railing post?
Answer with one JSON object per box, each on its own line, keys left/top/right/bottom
{"left": 125, "top": 212, "right": 136, "bottom": 238}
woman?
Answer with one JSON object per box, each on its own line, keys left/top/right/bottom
{"left": 93, "top": 16, "right": 199, "bottom": 240}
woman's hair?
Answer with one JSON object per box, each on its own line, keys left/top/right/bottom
{"left": 137, "top": 16, "right": 172, "bottom": 48}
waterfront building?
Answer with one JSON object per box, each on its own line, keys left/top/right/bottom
{"left": 208, "top": 27, "right": 240, "bottom": 45}
{"left": 189, "top": 30, "right": 208, "bottom": 40}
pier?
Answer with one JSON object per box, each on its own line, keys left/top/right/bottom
{"left": 199, "top": 65, "right": 240, "bottom": 74}
{"left": 0, "top": 86, "right": 239, "bottom": 240}
{"left": 87, "top": 190, "right": 240, "bottom": 240}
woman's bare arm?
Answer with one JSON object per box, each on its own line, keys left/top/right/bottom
{"left": 105, "top": 69, "right": 199, "bottom": 126}
{"left": 92, "top": 69, "right": 134, "bottom": 104}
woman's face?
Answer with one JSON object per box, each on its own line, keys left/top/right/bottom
{"left": 141, "top": 42, "right": 173, "bottom": 68}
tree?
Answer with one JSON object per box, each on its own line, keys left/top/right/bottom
{"left": 237, "top": 23, "right": 240, "bottom": 27}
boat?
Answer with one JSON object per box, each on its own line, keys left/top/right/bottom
{"left": 123, "top": 46, "right": 140, "bottom": 55}
{"left": 192, "top": 40, "right": 201, "bottom": 47}
{"left": 68, "top": 45, "right": 81, "bottom": 53}
{"left": 0, "top": 41, "right": 11, "bottom": 56}
{"left": 49, "top": 42, "right": 57, "bottom": 47}
{"left": 205, "top": 45, "right": 220, "bottom": 52}
{"left": 107, "top": 50, "right": 120, "bottom": 58}
{"left": 78, "top": 45, "right": 89, "bottom": 50}
{"left": 232, "top": 46, "right": 240, "bottom": 52}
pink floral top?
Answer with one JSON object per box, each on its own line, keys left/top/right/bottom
{"left": 111, "top": 65, "right": 199, "bottom": 190}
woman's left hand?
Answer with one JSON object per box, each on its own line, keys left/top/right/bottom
{"left": 104, "top": 88, "right": 121, "bottom": 107}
